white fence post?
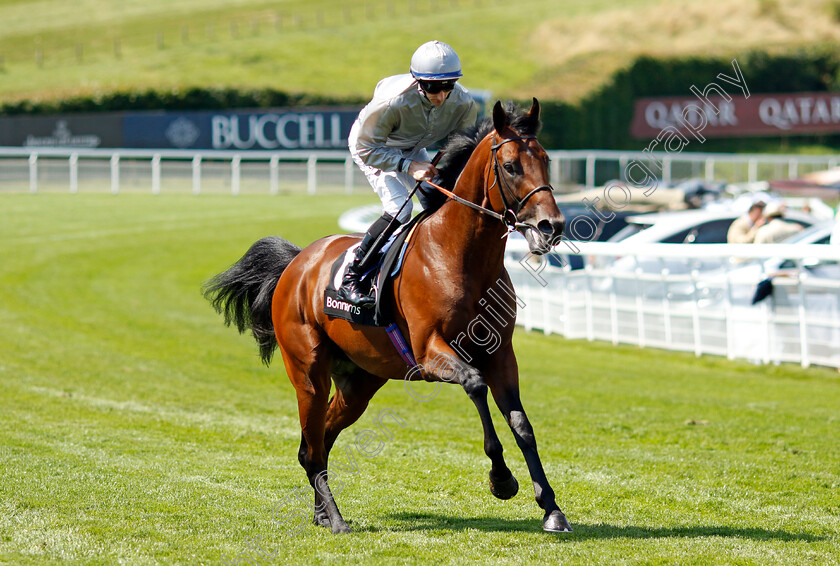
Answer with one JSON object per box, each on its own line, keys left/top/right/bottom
{"left": 270, "top": 155, "right": 279, "bottom": 196}
{"left": 690, "top": 268, "right": 702, "bottom": 357}
{"left": 788, "top": 158, "right": 798, "bottom": 180}
{"left": 152, "top": 154, "right": 161, "bottom": 195}
{"left": 723, "top": 261, "right": 734, "bottom": 360}
{"left": 661, "top": 265, "right": 672, "bottom": 347}
{"left": 797, "top": 261, "right": 810, "bottom": 369}
{"left": 551, "top": 152, "right": 561, "bottom": 187}
{"left": 231, "top": 155, "right": 241, "bottom": 195}
{"left": 192, "top": 155, "right": 202, "bottom": 195}
{"left": 585, "top": 154, "right": 595, "bottom": 189}
{"left": 584, "top": 264, "right": 594, "bottom": 341}
{"left": 307, "top": 155, "right": 317, "bottom": 195}
{"left": 110, "top": 154, "right": 120, "bottom": 195}
{"left": 69, "top": 153, "right": 79, "bottom": 194}
{"left": 28, "top": 154, "right": 38, "bottom": 193}
{"left": 748, "top": 159, "right": 758, "bottom": 183}
{"left": 705, "top": 158, "right": 715, "bottom": 183}
{"left": 344, "top": 155, "right": 354, "bottom": 195}
{"left": 634, "top": 261, "right": 646, "bottom": 349}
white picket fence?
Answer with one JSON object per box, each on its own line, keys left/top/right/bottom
{"left": 0, "top": 147, "right": 357, "bottom": 195}
{"left": 506, "top": 241, "right": 840, "bottom": 369}
{"left": 3, "top": 147, "right": 840, "bottom": 194}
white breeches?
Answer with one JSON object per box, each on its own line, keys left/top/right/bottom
{"left": 350, "top": 148, "right": 434, "bottom": 223}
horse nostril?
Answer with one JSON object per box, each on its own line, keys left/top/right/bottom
{"left": 554, "top": 220, "right": 565, "bottom": 237}
{"left": 537, "top": 219, "right": 554, "bottom": 236}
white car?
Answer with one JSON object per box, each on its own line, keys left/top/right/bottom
{"left": 602, "top": 208, "right": 818, "bottom": 276}
{"left": 609, "top": 209, "right": 816, "bottom": 246}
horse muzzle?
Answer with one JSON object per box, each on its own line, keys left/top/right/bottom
{"left": 521, "top": 217, "right": 565, "bottom": 255}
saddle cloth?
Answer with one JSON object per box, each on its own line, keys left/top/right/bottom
{"left": 324, "top": 212, "right": 426, "bottom": 328}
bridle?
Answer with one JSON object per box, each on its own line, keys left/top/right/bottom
{"left": 489, "top": 135, "right": 554, "bottom": 228}
{"left": 423, "top": 134, "right": 554, "bottom": 234}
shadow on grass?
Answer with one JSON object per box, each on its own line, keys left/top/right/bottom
{"left": 374, "top": 513, "right": 826, "bottom": 542}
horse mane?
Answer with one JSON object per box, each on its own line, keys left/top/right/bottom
{"left": 435, "top": 101, "right": 542, "bottom": 193}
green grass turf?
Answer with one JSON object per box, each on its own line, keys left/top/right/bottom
{"left": 1, "top": 193, "right": 839, "bottom": 565}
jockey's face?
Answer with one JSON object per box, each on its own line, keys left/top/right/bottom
{"left": 424, "top": 90, "right": 449, "bottom": 107}
{"left": 418, "top": 79, "right": 456, "bottom": 107}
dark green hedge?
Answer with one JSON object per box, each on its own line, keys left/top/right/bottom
{"left": 536, "top": 46, "right": 840, "bottom": 151}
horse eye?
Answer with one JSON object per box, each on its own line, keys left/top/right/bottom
{"left": 503, "top": 162, "right": 516, "bottom": 174}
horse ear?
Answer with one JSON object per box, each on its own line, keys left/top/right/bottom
{"left": 526, "top": 97, "right": 541, "bottom": 122}
{"left": 492, "top": 101, "right": 507, "bottom": 134}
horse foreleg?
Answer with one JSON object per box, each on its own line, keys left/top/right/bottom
{"left": 422, "top": 341, "right": 517, "bottom": 500}
{"left": 486, "top": 352, "right": 571, "bottom": 533}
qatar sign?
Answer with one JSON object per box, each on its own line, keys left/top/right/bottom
{"left": 631, "top": 91, "right": 840, "bottom": 139}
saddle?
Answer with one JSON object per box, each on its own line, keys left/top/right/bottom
{"left": 324, "top": 212, "right": 427, "bottom": 328}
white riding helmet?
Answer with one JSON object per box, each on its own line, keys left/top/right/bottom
{"left": 409, "top": 41, "right": 463, "bottom": 81}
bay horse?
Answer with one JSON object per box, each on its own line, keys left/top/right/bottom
{"left": 204, "top": 99, "right": 571, "bottom": 533}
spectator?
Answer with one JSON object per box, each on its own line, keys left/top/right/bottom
{"left": 754, "top": 202, "right": 803, "bottom": 244}
{"left": 727, "top": 201, "right": 766, "bottom": 243}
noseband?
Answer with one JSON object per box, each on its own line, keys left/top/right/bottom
{"left": 424, "top": 134, "right": 555, "bottom": 233}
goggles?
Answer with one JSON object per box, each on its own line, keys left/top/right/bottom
{"left": 417, "top": 79, "right": 458, "bottom": 94}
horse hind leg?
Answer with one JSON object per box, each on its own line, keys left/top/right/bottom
{"left": 308, "top": 369, "right": 388, "bottom": 529}
{"left": 282, "top": 344, "right": 352, "bottom": 534}
{"left": 297, "top": 434, "right": 330, "bottom": 529}
{"left": 324, "top": 369, "right": 389, "bottom": 453}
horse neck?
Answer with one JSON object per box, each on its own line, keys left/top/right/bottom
{"left": 430, "top": 137, "right": 508, "bottom": 273}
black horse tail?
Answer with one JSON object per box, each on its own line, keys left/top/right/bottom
{"left": 202, "top": 236, "right": 302, "bottom": 366}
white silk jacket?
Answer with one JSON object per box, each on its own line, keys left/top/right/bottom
{"left": 349, "top": 74, "right": 478, "bottom": 172}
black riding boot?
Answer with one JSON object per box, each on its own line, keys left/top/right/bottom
{"left": 338, "top": 212, "right": 400, "bottom": 307}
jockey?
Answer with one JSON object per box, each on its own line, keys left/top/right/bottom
{"left": 338, "top": 40, "right": 479, "bottom": 307}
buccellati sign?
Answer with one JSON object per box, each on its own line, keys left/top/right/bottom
{"left": 0, "top": 108, "right": 361, "bottom": 150}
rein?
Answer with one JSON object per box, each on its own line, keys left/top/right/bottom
{"left": 425, "top": 135, "right": 554, "bottom": 235}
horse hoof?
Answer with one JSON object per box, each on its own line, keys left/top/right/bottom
{"left": 313, "top": 511, "right": 331, "bottom": 529}
{"left": 331, "top": 522, "right": 352, "bottom": 534}
{"left": 543, "top": 510, "right": 572, "bottom": 533}
{"left": 488, "top": 471, "right": 519, "bottom": 500}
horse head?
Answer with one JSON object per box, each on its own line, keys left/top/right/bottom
{"left": 489, "top": 98, "right": 565, "bottom": 255}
